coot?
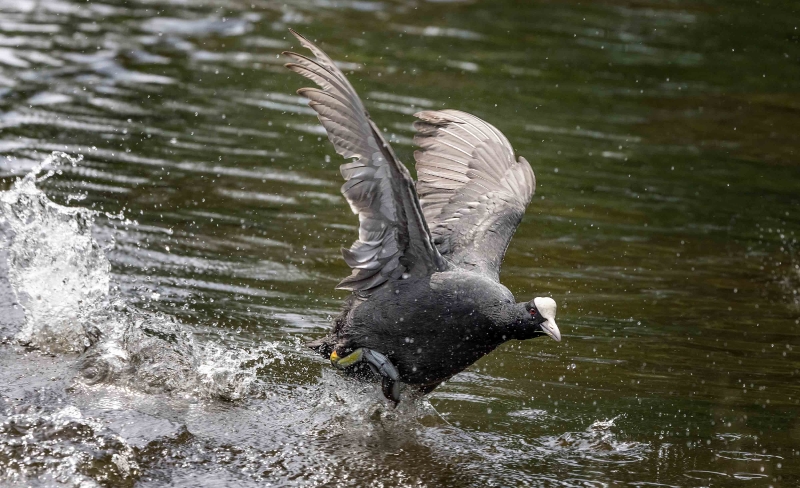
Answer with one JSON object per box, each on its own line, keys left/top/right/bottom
{"left": 284, "top": 30, "right": 560, "bottom": 403}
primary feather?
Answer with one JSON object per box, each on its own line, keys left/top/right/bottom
{"left": 414, "top": 110, "right": 536, "bottom": 280}
{"left": 284, "top": 29, "right": 445, "bottom": 292}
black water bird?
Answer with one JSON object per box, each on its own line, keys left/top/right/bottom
{"left": 284, "top": 30, "right": 560, "bottom": 404}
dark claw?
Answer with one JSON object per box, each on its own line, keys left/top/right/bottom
{"left": 382, "top": 377, "right": 401, "bottom": 406}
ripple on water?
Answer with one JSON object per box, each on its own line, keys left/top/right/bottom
{"left": 507, "top": 408, "right": 550, "bottom": 420}
{"left": 0, "top": 400, "right": 140, "bottom": 486}
{"left": 539, "top": 417, "right": 649, "bottom": 465}
{"left": 715, "top": 450, "right": 784, "bottom": 462}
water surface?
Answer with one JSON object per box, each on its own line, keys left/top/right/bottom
{"left": 1, "top": 0, "right": 799, "bottom": 486}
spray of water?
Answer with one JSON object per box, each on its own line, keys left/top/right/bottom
{"left": 0, "top": 152, "right": 108, "bottom": 352}
{"left": 0, "top": 152, "right": 281, "bottom": 400}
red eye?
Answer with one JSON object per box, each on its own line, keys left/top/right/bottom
{"left": 530, "top": 309, "right": 537, "bottom": 316}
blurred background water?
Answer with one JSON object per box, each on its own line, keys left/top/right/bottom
{"left": 0, "top": 0, "right": 798, "bottom": 486}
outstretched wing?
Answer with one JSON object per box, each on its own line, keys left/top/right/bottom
{"left": 284, "top": 30, "right": 446, "bottom": 292}
{"left": 413, "top": 110, "right": 535, "bottom": 281}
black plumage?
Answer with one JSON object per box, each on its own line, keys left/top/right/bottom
{"left": 285, "top": 30, "right": 560, "bottom": 400}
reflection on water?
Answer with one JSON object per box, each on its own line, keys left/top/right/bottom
{"left": 0, "top": 0, "right": 799, "bottom": 486}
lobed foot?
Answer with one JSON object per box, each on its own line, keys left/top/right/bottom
{"left": 330, "top": 348, "right": 401, "bottom": 404}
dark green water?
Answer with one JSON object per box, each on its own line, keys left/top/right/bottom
{"left": 1, "top": 0, "right": 799, "bottom": 486}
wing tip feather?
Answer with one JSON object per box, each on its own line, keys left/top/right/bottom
{"left": 285, "top": 29, "right": 444, "bottom": 294}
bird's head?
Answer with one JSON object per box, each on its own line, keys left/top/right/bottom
{"left": 524, "top": 297, "right": 561, "bottom": 342}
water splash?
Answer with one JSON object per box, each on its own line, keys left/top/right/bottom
{"left": 194, "top": 339, "right": 284, "bottom": 400}
{"left": 0, "top": 152, "right": 107, "bottom": 352}
{"left": 0, "top": 152, "right": 280, "bottom": 401}
{"left": 309, "top": 368, "right": 440, "bottom": 434}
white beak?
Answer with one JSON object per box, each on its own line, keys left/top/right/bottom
{"left": 541, "top": 318, "right": 561, "bottom": 342}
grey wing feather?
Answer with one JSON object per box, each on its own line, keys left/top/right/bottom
{"left": 284, "top": 30, "right": 446, "bottom": 292}
{"left": 413, "top": 110, "right": 535, "bottom": 280}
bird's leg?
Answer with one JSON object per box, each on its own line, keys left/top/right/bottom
{"left": 330, "top": 348, "right": 401, "bottom": 405}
